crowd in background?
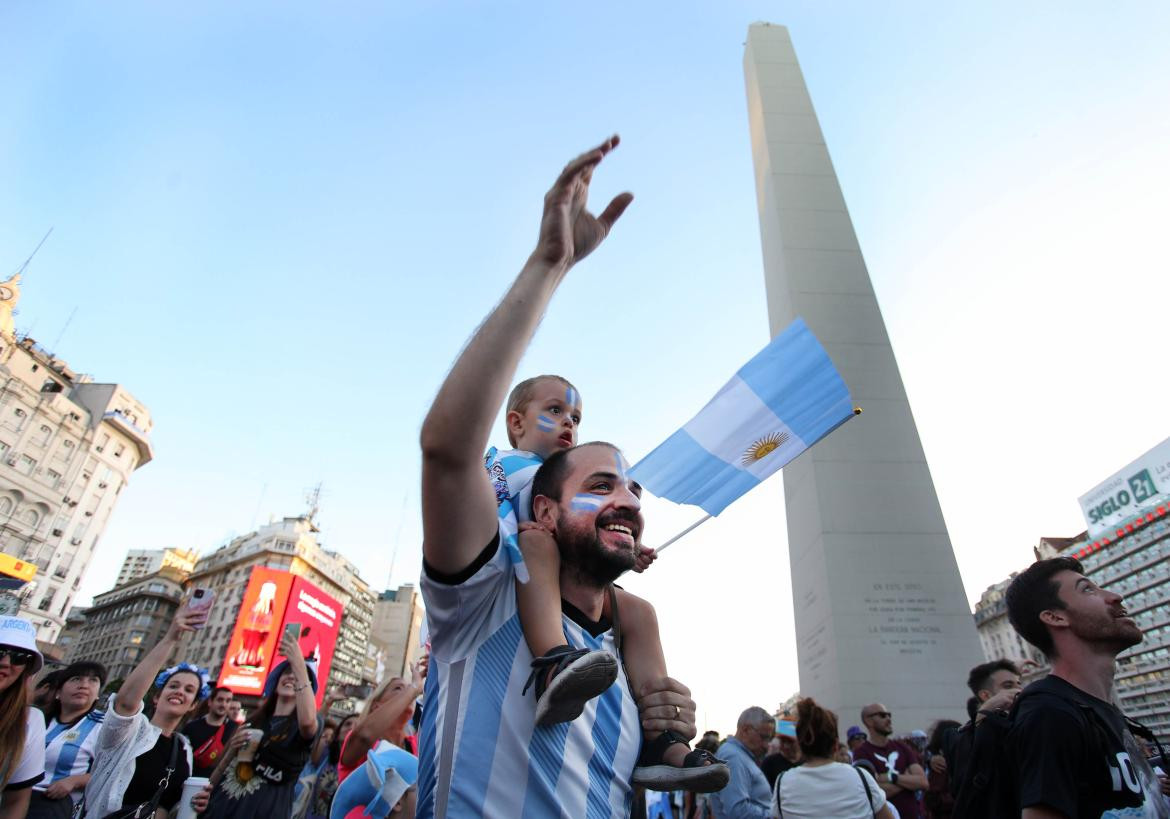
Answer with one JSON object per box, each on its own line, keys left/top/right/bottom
{"left": 3, "top": 555, "right": 1170, "bottom": 818}
{"left": 0, "top": 600, "right": 422, "bottom": 819}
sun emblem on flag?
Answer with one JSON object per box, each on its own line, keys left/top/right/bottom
{"left": 742, "top": 432, "right": 790, "bottom": 465}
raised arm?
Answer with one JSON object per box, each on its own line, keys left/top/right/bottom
{"left": 420, "top": 136, "right": 632, "bottom": 576}
{"left": 114, "top": 600, "right": 201, "bottom": 716}
{"left": 279, "top": 630, "right": 319, "bottom": 740}
{"left": 341, "top": 659, "right": 427, "bottom": 768}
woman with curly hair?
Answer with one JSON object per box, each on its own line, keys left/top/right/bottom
{"left": 0, "top": 617, "right": 47, "bottom": 819}
{"left": 82, "top": 600, "right": 210, "bottom": 818}
{"left": 771, "top": 698, "right": 894, "bottom": 819}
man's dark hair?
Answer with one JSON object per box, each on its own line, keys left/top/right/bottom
{"left": 211, "top": 686, "right": 233, "bottom": 698}
{"left": 965, "top": 695, "right": 979, "bottom": 721}
{"left": 530, "top": 441, "right": 619, "bottom": 513}
{"left": 1005, "top": 557, "right": 1083, "bottom": 658}
{"left": 966, "top": 659, "right": 1020, "bottom": 696}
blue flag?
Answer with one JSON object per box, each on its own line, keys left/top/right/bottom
{"left": 630, "top": 318, "right": 856, "bottom": 516}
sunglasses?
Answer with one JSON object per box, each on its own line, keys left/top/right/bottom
{"left": 865, "top": 711, "right": 892, "bottom": 720}
{"left": 0, "top": 648, "right": 35, "bottom": 666}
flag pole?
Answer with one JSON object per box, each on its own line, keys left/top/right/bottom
{"left": 653, "top": 514, "right": 712, "bottom": 554}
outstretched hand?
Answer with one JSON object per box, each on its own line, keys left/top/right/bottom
{"left": 533, "top": 135, "right": 633, "bottom": 272}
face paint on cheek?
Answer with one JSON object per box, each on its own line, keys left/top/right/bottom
{"left": 570, "top": 494, "right": 604, "bottom": 512}
{"left": 614, "top": 452, "right": 629, "bottom": 481}
{"left": 536, "top": 414, "right": 556, "bottom": 433}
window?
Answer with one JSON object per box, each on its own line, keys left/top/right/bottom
{"left": 13, "top": 408, "right": 25, "bottom": 418}
{"left": 46, "top": 468, "right": 61, "bottom": 486}
{"left": 19, "top": 455, "right": 35, "bottom": 475}
{"left": 22, "top": 509, "right": 39, "bottom": 528}
{"left": 37, "top": 425, "right": 51, "bottom": 446}
{"left": 114, "top": 443, "right": 125, "bottom": 457}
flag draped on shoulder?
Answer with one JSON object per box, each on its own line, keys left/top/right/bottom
{"left": 629, "top": 318, "right": 856, "bottom": 516}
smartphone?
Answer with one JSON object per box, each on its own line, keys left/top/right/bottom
{"left": 283, "top": 622, "right": 302, "bottom": 642}
{"left": 342, "top": 683, "right": 373, "bottom": 700}
{"left": 188, "top": 588, "right": 215, "bottom": 629}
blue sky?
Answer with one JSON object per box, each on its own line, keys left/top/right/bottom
{"left": 4, "top": 1, "right": 1168, "bottom": 732}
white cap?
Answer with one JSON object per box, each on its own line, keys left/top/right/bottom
{"left": 0, "top": 617, "right": 43, "bottom": 673}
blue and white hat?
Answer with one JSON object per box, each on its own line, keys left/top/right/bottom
{"left": 0, "top": 617, "right": 43, "bottom": 673}
{"left": 329, "top": 744, "right": 418, "bottom": 819}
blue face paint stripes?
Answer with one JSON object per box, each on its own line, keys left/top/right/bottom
{"left": 614, "top": 452, "right": 629, "bottom": 481}
{"left": 565, "top": 386, "right": 579, "bottom": 410}
{"left": 536, "top": 414, "right": 556, "bottom": 433}
{"left": 571, "top": 494, "right": 604, "bottom": 512}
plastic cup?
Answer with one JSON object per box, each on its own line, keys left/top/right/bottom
{"left": 175, "top": 776, "right": 209, "bottom": 819}
{"left": 237, "top": 728, "right": 264, "bottom": 763}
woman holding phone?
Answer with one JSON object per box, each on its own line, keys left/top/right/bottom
{"left": 205, "top": 625, "right": 321, "bottom": 818}
{"left": 82, "top": 600, "right": 209, "bottom": 819}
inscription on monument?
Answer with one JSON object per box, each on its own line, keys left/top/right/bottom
{"left": 865, "top": 583, "right": 941, "bottom": 655}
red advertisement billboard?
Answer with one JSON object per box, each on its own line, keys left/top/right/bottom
{"left": 218, "top": 566, "right": 342, "bottom": 706}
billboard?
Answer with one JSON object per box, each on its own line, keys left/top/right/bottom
{"left": 218, "top": 566, "right": 343, "bottom": 706}
{"left": 1078, "top": 436, "right": 1170, "bottom": 539}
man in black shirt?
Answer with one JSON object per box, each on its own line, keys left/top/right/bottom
{"left": 1004, "top": 556, "right": 1169, "bottom": 818}
{"left": 181, "top": 685, "right": 238, "bottom": 777}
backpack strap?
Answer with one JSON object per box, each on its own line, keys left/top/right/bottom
{"left": 1124, "top": 713, "right": 1169, "bottom": 764}
{"left": 772, "top": 769, "right": 786, "bottom": 819}
{"left": 855, "top": 764, "right": 876, "bottom": 815}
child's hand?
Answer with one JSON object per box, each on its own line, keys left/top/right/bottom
{"left": 632, "top": 545, "right": 657, "bottom": 573}
{"left": 518, "top": 521, "right": 551, "bottom": 534}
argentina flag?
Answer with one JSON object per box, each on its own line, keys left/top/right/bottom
{"left": 630, "top": 318, "right": 856, "bottom": 516}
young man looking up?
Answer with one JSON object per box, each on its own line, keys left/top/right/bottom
{"left": 1005, "top": 557, "right": 1169, "bottom": 818}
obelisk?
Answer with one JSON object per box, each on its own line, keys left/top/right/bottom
{"left": 744, "top": 23, "right": 981, "bottom": 731}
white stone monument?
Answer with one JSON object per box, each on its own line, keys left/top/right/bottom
{"left": 744, "top": 23, "right": 982, "bottom": 731}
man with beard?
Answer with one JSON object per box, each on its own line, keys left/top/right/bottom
{"left": 416, "top": 136, "right": 702, "bottom": 819}
{"left": 1004, "top": 557, "right": 1170, "bottom": 818}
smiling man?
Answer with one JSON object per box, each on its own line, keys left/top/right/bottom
{"left": 1005, "top": 556, "right": 1169, "bottom": 818}
{"left": 416, "top": 137, "right": 700, "bottom": 818}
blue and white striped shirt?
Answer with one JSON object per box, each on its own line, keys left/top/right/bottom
{"left": 484, "top": 447, "right": 543, "bottom": 583}
{"left": 417, "top": 525, "right": 641, "bottom": 818}
{"left": 37, "top": 709, "right": 104, "bottom": 802}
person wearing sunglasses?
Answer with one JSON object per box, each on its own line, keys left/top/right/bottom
{"left": 853, "top": 705, "right": 928, "bottom": 819}
{"left": 0, "top": 616, "right": 48, "bottom": 819}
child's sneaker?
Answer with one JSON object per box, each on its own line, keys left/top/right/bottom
{"left": 632, "top": 730, "right": 730, "bottom": 793}
{"left": 522, "top": 645, "right": 618, "bottom": 726}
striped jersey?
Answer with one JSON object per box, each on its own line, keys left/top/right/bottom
{"left": 417, "top": 527, "right": 641, "bottom": 818}
{"left": 483, "top": 447, "right": 543, "bottom": 583}
{"left": 38, "top": 709, "right": 105, "bottom": 801}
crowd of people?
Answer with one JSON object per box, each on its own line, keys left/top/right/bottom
{"left": 0, "top": 603, "right": 424, "bottom": 819}
{"left": 0, "top": 138, "right": 1168, "bottom": 819}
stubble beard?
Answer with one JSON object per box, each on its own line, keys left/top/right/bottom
{"left": 557, "top": 518, "right": 637, "bottom": 588}
{"left": 1072, "top": 610, "right": 1143, "bottom": 654}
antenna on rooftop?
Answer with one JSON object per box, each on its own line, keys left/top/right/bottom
{"left": 13, "top": 228, "right": 53, "bottom": 278}
{"left": 305, "top": 482, "right": 323, "bottom": 524}
{"left": 50, "top": 305, "right": 78, "bottom": 353}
